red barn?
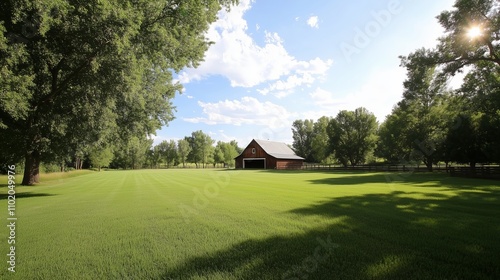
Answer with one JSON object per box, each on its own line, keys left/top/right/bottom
{"left": 235, "top": 139, "right": 304, "bottom": 170}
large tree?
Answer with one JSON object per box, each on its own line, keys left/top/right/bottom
{"left": 0, "top": 0, "right": 236, "bottom": 184}
{"left": 405, "top": 0, "right": 500, "bottom": 75}
{"left": 111, "top": 136, "right": 152, "bottom": 169}
{"left": 177, "top": 138, "right": 191, "bottom": 168}
{"left": 157, "top": 140, "right": 177, "bottom": 168}
{"left": 186, "top": 130, "right": 214, "bottom": 168}
{"left": 398, "top": 50, "right": 451, "bottom": 171}
{"left": 291, "top": 119, "right": 314, "bottom": 162}
{"left": 443, "top": 62, "right": 500, "bottom": 166}
{"left": 310, "top": 116, "right": 333, "bottom": 163}
{"left": 88, "top": 145, "right": 114, "bottom": 171}
{"left": 376, "top": 107, "right": 412, "bottom": 164}
{"left": 214, "top": 140, "right": 240, "bottom": 167}
{"left": 399, "top": 0, "right": 500, "bottom": 168}
{"left": 327, "top": 108, "right": 378, "bottom": 167}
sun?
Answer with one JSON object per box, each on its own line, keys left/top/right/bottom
{"left": 467, "top": 26, "right": 483, "bottom": 39}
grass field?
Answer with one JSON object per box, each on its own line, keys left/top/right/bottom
{"left": 0, "top": 169, "right": 499, "bottom": 279}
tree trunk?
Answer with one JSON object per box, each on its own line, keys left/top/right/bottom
{"left": 425, "top": 160, "right": 433, "bottom": 172}
{"left": 22, "top": 150, "right": 41, "bottom": 185}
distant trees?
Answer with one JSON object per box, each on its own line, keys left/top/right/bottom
{"left": 157, "top": 140, "right": 178, "bottom": 168}
{"left": 327, "top": 108, "right": 378, "bottom": 167}
{"left": 214, "top": 141, "right": 240, "bottom": 167}
{"left": 311, "top": 116, "right": 333, "bottom": 163}
{"left": 291, "top": 108, "right": 377, "bottom": 166}
{"left": 141, "top": 131, "right": 242, "bottom": 169}
{"left": 88, "top": 145, "right": 114, "bottom": 171}
{"left": 177, "top": 139, "right": 192, "bottom": 168}
{"left": 291, "top": 119, "right": 314, "bottom": 162}
{"left": 186, "top": 130, "right": 214, "bottom": 168}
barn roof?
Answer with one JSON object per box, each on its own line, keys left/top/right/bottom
{"left": 253, "top": 139, "right": 304, "bottom": 160}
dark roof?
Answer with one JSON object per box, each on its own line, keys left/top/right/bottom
{"left": 251, "top": 139, "right": 304, "bottom": 160}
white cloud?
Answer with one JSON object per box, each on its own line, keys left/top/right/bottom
{"left": 183, "top": 96, "right": 292, "bottom": 129}
{"left": 307, "top": 16, "right": 319, "bottom": 28}
{"left": 177, "top": 0, "right": 332, "bottom": 93}
{"left": 307, "top": 68, "right": 406, "bottom": 122}
{"left": 257, "top": 58, "right": 333, "bottom": 98}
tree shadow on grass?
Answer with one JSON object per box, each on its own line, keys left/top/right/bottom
{"left": 307, "top": 172, "right": 500, "bottom": 190}
{"left": 162, "top": 187, "right": 500, "bottom": 279}
{"left": 0, "top": 191, "right": 56, "bottom": 200}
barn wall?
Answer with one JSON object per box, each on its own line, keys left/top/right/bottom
{"left": 276, "top": 160, "right": 303, "bottom": 170}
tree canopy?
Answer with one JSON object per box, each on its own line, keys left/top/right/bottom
{"left": 0, "top": 0, "right": 237, "bottom": 184}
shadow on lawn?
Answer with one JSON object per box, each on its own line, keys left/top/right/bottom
{"left": 0, "top": 191, "right": 56, "bottom": 200}
{"left": 307, "top": 172, "right": 499, "bottom": 190}
{"left": 162, "top": 183, "right": 500, "bottom": 279}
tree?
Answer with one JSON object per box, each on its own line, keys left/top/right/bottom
{"left": 158, "top": 140, "right": 177, "bottom": 168}
{"left": 0, "top": 0, "right": 237, "bottom": 185}
{"left": 111, "top": 136, "right": 152, "bottom": 169}
{"left": 442, "top": 62, "right": 500, "bottom": 166}
{"left": 443, "top": 113, "right": 487, "bottom": 168}
{"left": 214, "top": 141, "right": 240, "bottom": 167}
{"left": 400, "top": 0, "right": 500, "bottom": 168}
{"left": 187, "top": 131, "right": 214, "bottom": 168}
{"left": 430, "top": 0, "right": 500, "bottom": 75}
{"left": 214, "top": 142, "right": 225, "bottom": 167}
{"left": 177, "top": 139, "right": 191, "bottom": 168}
{"left": 398, "top": 51, "right": 451, "bottom": 171}
{"left": 88, "top": 145, "right": 114, "bottom": 171}
{"left": 145, "top": 145, "right": 162, "bottom": 169}
{"left": 376, "top": 108, "right": 412, "bottom": 164}
{"left": 291, "top": 119, "right": 314, "bottom": 162}
{"left": 226, "top": 140, "right": 241, "bottom": 167}
{"left": 327, "top": 108, "right": 378, "bottom": 167}
{"left": 310, "top": 116, "right": 332, "bottom": 163}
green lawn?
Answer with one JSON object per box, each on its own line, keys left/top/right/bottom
{"left": 0, "top": 169, "right": 499, "bottom": 279}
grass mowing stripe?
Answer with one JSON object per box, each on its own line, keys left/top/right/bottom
{"left": 0, "top": 169, "right": 499, "bottom": 279}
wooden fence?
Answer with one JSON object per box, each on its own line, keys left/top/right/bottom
{"left": 302, "top": 164, "right": 449, "bottom": 173}
{"left": 301, "top": 164, "right": 500, "bottom": 180}
{"left": 449, "top": 166, "right": 500, "bottom": 180}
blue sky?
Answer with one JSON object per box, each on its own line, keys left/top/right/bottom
{"left": 153, "top": 0, "right": 459, "bottom": 147}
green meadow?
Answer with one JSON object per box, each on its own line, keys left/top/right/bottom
{"left": 0, "top": 169, "right": 499, "bottom": 279}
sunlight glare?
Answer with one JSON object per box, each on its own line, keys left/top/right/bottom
{"left": 467, "top": 26, "right": 482, "bottom": 39}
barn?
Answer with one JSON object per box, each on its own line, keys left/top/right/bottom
{"left": 235, "top": 139, "right": 304, "bottom": 170}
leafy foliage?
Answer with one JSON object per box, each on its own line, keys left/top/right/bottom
{"left": 327, "top": 108, "right": 378, "bottom": 167}
{"left": 0, "top": 0, "right": 237, "bottom": 184}
{"left": 291, "top": 119, "right": 314, "bottom": 162}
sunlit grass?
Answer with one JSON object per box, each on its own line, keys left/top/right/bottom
{"left": 0, "top": 169, "right": 498, "bottom": 279}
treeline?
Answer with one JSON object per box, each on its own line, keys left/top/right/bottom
{"left": 143, "top": 131, "right": 242, "bottom": 169}
{"left": 293, "top": 55, "right": 500, "bottom": 171}
{"left": 30, "top": 130, "right": 243, "bottom": 171}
